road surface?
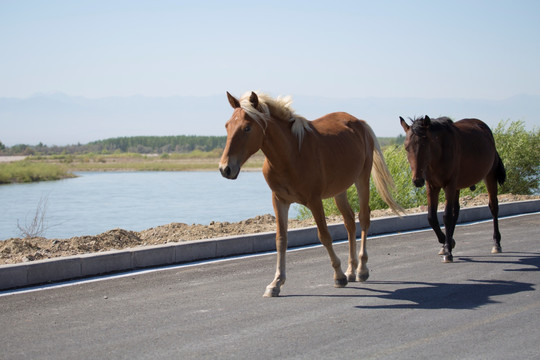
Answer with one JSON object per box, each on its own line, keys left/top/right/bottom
{"left": 1, "top": 213, "right": 539, "bottom": 359}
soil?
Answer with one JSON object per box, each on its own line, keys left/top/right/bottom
{"left": 1, "top": 194, "right": 538, "bottom": 265}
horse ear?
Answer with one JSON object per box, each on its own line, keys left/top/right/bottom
{"left": 227, "top": 92, "right": 241, "bottom": 109}
{"left": 249, "top": 91, "right": 259, "bottom": 109}
{"left": 422, "top": 115, "right": 431, "bottom": 127}
{"left": 400, "top": 116, "right": 410, "bottom": 132}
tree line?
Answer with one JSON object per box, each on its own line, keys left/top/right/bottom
{"left": 0, "top": 136, "right": 228, "bottom": 156}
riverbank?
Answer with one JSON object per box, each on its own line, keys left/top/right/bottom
{"left": 0, "top": 160, "right": 75, "bottom": 184}
{"left": 0, "top": 153, "right": 265, "bottom": 184}
{"left": 0, "top": 153, "right": 266, "bottom": 184}
{"left": 0, "top": 156, "right": 27, "bottom": 163}
{"left": 31, "top": 152, "right": 265, "bottom": 172}
{"left": 1, "top": 193, "right": 538, "bottom": 265}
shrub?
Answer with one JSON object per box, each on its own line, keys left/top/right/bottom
{"left": 493, "top": 120, "right": 539, "bottom": 195}
{"left": 0, "top": 160, "right": 74, "bottom": 184}
{"left": 17, "top": 195, "right": 49, "bottom": 238}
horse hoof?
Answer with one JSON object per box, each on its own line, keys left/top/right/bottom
{"left": 442, "top": 254, "right": 454, "bottom": 263}
{"left": 346, "top": 272, "right": 357, "bottom": 282}
{"left": 263, "top": 286, "right": 280, "bottom": 297}
{"left": 357, "top": 269, "right": 370, "bottom": 282}
{"left": 491, "top": 246, "right": 502, "bottom": 254}
{"left": 334, "top": 277, "right": 348, "bottom": 288}
{"left": 438, "top": 240, "right": 455, "bottom": 255}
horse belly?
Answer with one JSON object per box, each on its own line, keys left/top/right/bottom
{"left": 318, "top": 129, "right": 368, "bottom": 198}
{"left": 456, "top": 141, "right": 496, "bottom": 188}
{"left": 263, "top": 167, "right": 312, "bottom": 205}
{"left": 320, "top": 149, "right": 365, "bottom": 198}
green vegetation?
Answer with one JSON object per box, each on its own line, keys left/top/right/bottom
{"left": 298, "top": 120, "right": 539, "bottom": 219}
{"left": 88, "top": 135, "right": 227, "bottom": 153}
{"left": 0, "top": 151, "right": 265, "bottom": 180}
{"left": 0, "top": 135, "right": 227, "bottom": 156}
{"left": 0, "top": 161, "right": 75, "bottom": 184}
{"left": 494, "top": 120, "right": 540, "bottom": 195}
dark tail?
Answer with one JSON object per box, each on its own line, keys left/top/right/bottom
{"left": 495, "top": 152, "right": 506, "bottom": 185}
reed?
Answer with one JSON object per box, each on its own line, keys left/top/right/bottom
{"left": 0, "top": 160, "right": 75, "bottom": 184}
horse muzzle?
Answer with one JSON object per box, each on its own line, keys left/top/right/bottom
{"left": 219, "top": 163, "right": 240, "bottom": 180}
{"left": 413, "top": 177, "right": 425, "bottom": 188}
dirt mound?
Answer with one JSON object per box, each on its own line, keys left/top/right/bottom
{"left": 1, "top": 194, "right": 537, "bottom": 265}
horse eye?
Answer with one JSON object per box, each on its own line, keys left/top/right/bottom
{"left": 244, "top": 125, "right": 251, "bottom": 132}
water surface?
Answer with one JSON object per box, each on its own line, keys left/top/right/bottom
{"left": 0, "top": 171, "right": 300, "bottom": 239}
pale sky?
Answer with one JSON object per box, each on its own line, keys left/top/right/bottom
{"left": 1, "top": 0, "right": 539, "bottom": 100}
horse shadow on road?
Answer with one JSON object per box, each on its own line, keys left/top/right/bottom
{"left": 284, "top": 252, "right": 538, "bottom": 310}
{"left": 459, "top": 252, "right": 540, "bottom": 272}
{"left": 350, "top": 252, "right": 539, "bottom": 310}
{"left": 351, "top": 279, "right": 534, "bottom": 310}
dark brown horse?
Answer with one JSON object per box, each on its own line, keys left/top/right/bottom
{"left": 400, "top": 116, "right": 506, "bottom": 262}
{"left": 220, "top": 91, "right": 404, "bottom": 297}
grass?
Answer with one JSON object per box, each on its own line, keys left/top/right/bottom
{"left": 60, "top": 152, "right": 265, "bottom": 171}
{"left": 0, "top": 161, "right": 75, "bottom": 184}
{"left": 1, "top": 151, "right": 266, "bottom": 183}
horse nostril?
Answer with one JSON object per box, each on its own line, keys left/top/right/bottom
{"left": 413, "top": 178, "right": 425, "bottom": 188}
{"left": 220, "top": 165, "right": 231, "bottom": 178}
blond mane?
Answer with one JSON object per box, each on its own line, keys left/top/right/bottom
{"left": 239, "top": 91, "right": 312, "bottom": 148}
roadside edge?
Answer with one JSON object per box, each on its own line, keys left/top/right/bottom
{"left": 1, "top": 199, "right": 539, "bottom": 290}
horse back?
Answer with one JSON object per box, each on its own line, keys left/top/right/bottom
{"left": 297, "top": 112, "right": 374, "bottom": 198}
{"left": 454, "top": 118, "right": 496, "bottom": 149}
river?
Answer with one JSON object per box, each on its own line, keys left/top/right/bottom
{"left": 0, "top": 171, "right": 300, "bottom": 240}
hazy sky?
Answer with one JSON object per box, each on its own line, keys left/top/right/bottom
{"left": 2, "top": 0, "right": 539, "bottom": 100}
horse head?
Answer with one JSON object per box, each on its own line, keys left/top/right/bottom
{"left": 400, "top": 115, "right": 433, "bottom": 188}
{"left": 219, "top": 92, "right": 265, "bottom": 179}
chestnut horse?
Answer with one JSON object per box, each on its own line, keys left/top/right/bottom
{"left": 220, "top": 91, "right": 403, "bottom": 297}
{"left": 400, "top": 116, "right": 506, "bottom": 263}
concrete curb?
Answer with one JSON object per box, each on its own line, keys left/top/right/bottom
{"left": 1, "top": 200, "right": 539, "bottom": 290}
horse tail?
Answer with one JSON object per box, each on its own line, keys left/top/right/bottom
{"left": 365, "top": 124, "right": 405, "bottom": 216}
{"left": 495, "top": 151, "right": 506, "bottom": 185}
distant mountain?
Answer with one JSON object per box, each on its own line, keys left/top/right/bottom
{"left": 1, "top": 93, "right": 539, "bottom": 146}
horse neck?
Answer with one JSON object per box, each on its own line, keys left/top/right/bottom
{"left": 260, "top": 117, "right": 298, "bottom": 171}
{"left": 426, "top": 130, "right": 455, "bottom": 172}
{"left": 428, "top": 137, "right": 442, "bottom": 162}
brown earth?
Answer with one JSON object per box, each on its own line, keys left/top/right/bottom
{"left": 1, "top": 194, "right": 538, "bottom": 265}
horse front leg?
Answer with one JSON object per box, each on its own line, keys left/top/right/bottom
{"left": 426, "top": 185, "right": 447, "bottom": 254}
{"left": 441, "top": 187, "right": 460, "bottom": 263}
{"left": 309, "top": 199, "right": 347, "bottom": 288}
{"left": 263, "top": 194, "right": 290, "bottom": 297}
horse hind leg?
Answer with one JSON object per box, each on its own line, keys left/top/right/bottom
{"left": 334, "top": 192, "right": 358, "bottom": 282}
{"left": 355, "top": 175, "right": 371, "bottom": 282}
{"left": 309, "top": 200, "right": 348, "bottom": 288}
{"left": 485, "top": 176, "right": 502, "bottom": 253}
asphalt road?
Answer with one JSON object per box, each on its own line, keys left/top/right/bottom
{"left": 1, "top": 213, "right": 539, "bottom": 360}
